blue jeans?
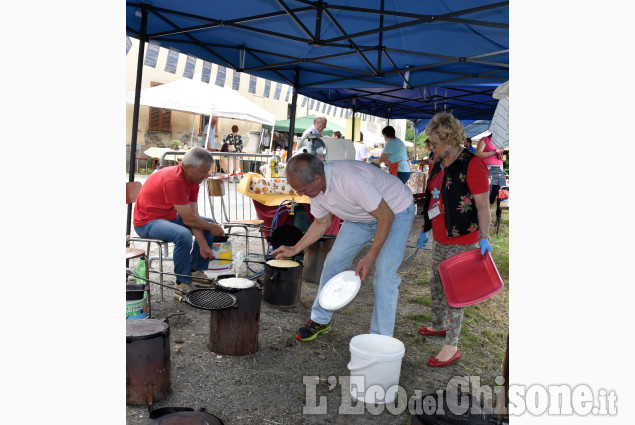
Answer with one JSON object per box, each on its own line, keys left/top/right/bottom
{"left": 397, "top": 171, "right": 411, "bottom": 184}
{"left": 134, "top": 215, "right": 217, "bottom": 283}
{"left": 310, "top": 203, "right": 415, "bottom": 336}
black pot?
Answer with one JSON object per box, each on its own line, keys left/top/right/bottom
{"left": 126, "top": 284, "right": 146, "bottom": 301}
{"left": 262, "top": 260, "right": 303, "bottom": 306}
{"left": 270, "top": 224, "right": 304, "bottom": 249}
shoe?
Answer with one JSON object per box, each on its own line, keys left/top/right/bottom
{"left": 427, "top": 349, "right": 461, "bottom": 367}
{"left": 418, "top": 326, "right": 447, "bottom": 336}
{"left": 190, "top": 270, "right": 214, "bottom": 288}
{"left": 296, "top": 320, "right": 331, "bottom": 341}
{"left": 173, "top": 280, "right": 194, "bottom": 302}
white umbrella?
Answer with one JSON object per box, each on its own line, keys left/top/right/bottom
{"left": 488, "top": 81, "right": 509, "bottom": 149}
{"left": 125, "top": 74, "right": 276, "bottom": 125}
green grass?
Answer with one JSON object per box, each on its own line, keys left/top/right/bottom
{"left": 411, "top": 296, "right": 432, "bottom": 306}
{"left": 406, "top": 313, "right": 433, "bottom": 322}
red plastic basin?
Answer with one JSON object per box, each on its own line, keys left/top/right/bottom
{"left": 438, "top": 249, "right": 504, "bottom": 307}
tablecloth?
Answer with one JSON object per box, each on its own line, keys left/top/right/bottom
{"left": 236, "top": 172, "right": 310, "bottom": 206}
{"left": 406, "top": 171, "right": 427, "bottom": 195}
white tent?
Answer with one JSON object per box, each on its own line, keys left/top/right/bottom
{"left": 125, "top": 74, "right": 276, "bottom": 126}
{"left": 362, "top": 131, "right": 413, "bottom": 148}
{"left": 489, "top": 81, "right": 509, "bottom": 149}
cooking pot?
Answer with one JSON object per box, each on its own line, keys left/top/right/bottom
{"left": 269, "top": 224, "right": 304, "bottom": 249}
{"left": 126, "top": 312, "right": 185, "bottom": 406}
{"left": 262, "top": 259, "right": 303, "bottom": 306}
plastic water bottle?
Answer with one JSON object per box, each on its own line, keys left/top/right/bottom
{"left": 135, "top": 256, "right": 146, "bottom": 285}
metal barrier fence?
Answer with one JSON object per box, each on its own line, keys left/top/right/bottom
{"left": 203, "top": 152, "right": 276, "bottom": 222}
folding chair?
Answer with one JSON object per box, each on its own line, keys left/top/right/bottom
{"left": 206, "top": 178, "right": 266, "bottom": 257}
{"left": 126, "top": 181, "right": 172, "bottom": 300}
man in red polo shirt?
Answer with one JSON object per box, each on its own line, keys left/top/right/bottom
{"left": 134, "top": 147, "right": 224, "bottom": 300}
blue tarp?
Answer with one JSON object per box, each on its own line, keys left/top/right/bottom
{"left": 416, "top": 119, "right": 492, "bottom": 138}
{"left": 126, "top": 1, "right": 508, "bottom": 120}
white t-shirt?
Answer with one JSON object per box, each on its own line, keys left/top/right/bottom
{"left": 354, "top": 142, "right": 369, "bottom": 161}
{"left": 309, "top": 161, "right": 413, "bottom": 223}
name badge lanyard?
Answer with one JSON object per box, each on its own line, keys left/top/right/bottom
{"left": 429, "top": 148, "right": 461, "bottom": 218}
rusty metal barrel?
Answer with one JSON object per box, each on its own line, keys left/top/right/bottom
{"left": 302, "top": 237, "right": 335, "bottom": 284}
{"left": 208, "top": 286, "right": 261, "bottom": 356}
{"left": 126, "top": 319, "right": 171, "bottom": 405}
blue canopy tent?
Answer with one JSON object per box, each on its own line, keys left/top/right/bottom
{"left": 416, "top": 119, "right": 492, "bottom": 138}
{"left": 125, "top": 0, "right": 508, "bottom": 233}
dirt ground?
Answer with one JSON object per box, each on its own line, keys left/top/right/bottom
{"left": 126, "top": 212, "right": 509, "bottom": 424}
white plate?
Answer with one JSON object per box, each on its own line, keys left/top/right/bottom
{"left": 318, "top": 270, "right": 362, "bottom": 310}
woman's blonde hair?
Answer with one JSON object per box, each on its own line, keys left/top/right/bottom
{"left": 425, "top": 113, "right": 465, "bottom": 148}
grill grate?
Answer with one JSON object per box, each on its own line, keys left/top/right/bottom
{"left": 186, "top": 289, "right": 236, "bottom": 310}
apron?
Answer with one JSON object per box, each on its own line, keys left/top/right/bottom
{"left": 386, "top": 159, "right": 399, "bottom": 177}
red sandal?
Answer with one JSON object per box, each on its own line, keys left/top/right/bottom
{"left": 418, "top": 326, "right": 447, "bottom": 336}
{"left": 426, "top": 349, "right": 461, "bottom": 367}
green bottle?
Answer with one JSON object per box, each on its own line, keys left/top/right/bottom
{"left": 136, "top": 256, "right": 146, "bottom": 285}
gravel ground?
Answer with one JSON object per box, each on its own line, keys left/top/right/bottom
{"left": 126, "top": 211, "right": 509, "bottom": 425}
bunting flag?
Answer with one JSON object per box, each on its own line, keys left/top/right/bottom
{"left": 301, "top": 96, "right": 308, "bottom": 107}
{"left": 232, "top": 69, "right": 240, "bottom": 90}
{"left": 248, "top": 75, "right": 257, "bottom": 94}
{"left": 309, "top": 99, "right": 315, "bottom": 110}
{"left": 321, "top": 103, "right": 326, "bottom": 113}
{"left": 164, "top": 48, "right": 179, "bottom": 74}
{"left": 362, "top": 114, "right": 367, "bottom": 121}
{"left": 215, "top": 66, "right": 226, "bottom": 87}
{"left": 202, "top": 61, "right": 212, "bottom": 83}
{"left": 143, "top": 41, "right": 160, "bottom": 67}
{"left": 315, "top": 101, "right": 321, "bottom": 111}
{"left": 285, "top": 86, "right": 292, "bottom": 102}
{"left": 183, "top": 55, "right": 196, "bottom": 79}
{"left": 332, "top": 107, "right": 337, "bottom": 116}
{"left": 273, "top": 82, "right": 282, "bottom": 100}
{"left": 126, "top": 36, "right": 132, "bottom": 55}
{"left": 340, "top": 108, "right": 344, "bottom": 118}
{"left": 263, "top": 79, "right": 271, "bottom": 98}
{"left": 326, "top": 105, "right": 332, "bottom": 115}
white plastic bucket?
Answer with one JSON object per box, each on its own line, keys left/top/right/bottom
{"left": 208, "top": 240, "right": 232, "bottom": 273}
{"left": 347, "top": 334, "right": 405, "bottom": 404}
{"left": 126, "top": 292, "right": 148, "bottom": 321}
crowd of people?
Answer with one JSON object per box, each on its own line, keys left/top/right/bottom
{"left": 133, "top": 112, "right": 507, "bottom": 368}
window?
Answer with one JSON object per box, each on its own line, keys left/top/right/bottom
{"left": 148, "top": 82, "right": 171, "bottom": 132}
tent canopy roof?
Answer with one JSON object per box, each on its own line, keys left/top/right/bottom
{"left": 125, "top": 74, "right": 276, "bottom": 125}
{"left": 262, "top": 114, "right": 344, "bottom": 135}
{"left": 126, "top": 0, "right": 508, "bottom": 120}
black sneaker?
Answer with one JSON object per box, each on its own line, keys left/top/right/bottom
{"left": 296, "top": 320, "right": 331, "bottom": 341}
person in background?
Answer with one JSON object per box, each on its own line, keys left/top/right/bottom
{"left": 416, "top": 113, "right": 492, "bottom": 367}
{"left": 271, "top": 153, "right": 415, "bottom": 341}
{"left": 353, "top": 132, "right": 369, "bottom": 162}
{"left": 464, "top": 137, "right": 476, "bottom": 153}
{"left": 372, "top": 125, "right": 410, "bottom": 184}
{"left": 370, "top": 143, "right": 384, "bottom": 158}
{"left": 133, "top": 147, "right": 225, "bottom": 301}
{"left": 223, "top": 125, "right": 243, "bottom": 153}
{"left": 475, "top": 132, "right": 507, "bottom": 211}
{"left": 332, "top": 130, "right": 342, "bottom": 139}
{"left": 300, "top": 116, "right": 327, "bottom": 143}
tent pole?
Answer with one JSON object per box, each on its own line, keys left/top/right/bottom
{"left": 413, "top": 119, "right": 417, "bottom": 161}
{"left": 190, "top": 115, "right": 196, "bottom": 146}
{"left": 286, "top": 67, "right": 299, "bottom": 160}
{"left": 127, "top": 6, "right": 148, "bottom": 237}
{"left": 351, "top": 108, "right": 356, "bottom": 140}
